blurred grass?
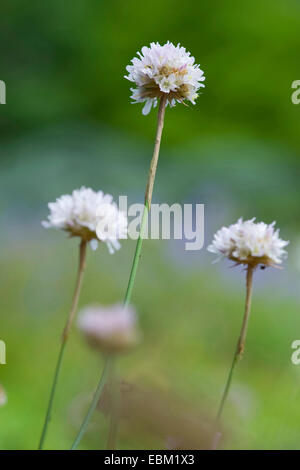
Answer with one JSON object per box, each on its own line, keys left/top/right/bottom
{"left": 0, "top": 232, "right": 300, "bottom": 449}
{"left": 1, "top": 0, "right": 300, "bottom": 152}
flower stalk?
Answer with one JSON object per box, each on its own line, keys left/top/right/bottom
{"left": 144, "top": 95, "right": 167, "bottom": 208}
{"left": 70, "top": 356, "right": 112, "bottom": 450}
{"left": 106, "top": 359, "right": 119, "bottom": 450}
{"left": 38, "top": 240, "right": 87, "bottom": 450}
{"left": 124, "top": 94, "right": 167, "bottom": 306}
{"left": 71, "top": 96, "right": 167, "bottom": 450}
{"left": 62, "top": 240, "right": 87, "bottom": 341}
{"left": 215, "top": 265, "right": 254, "bottom": 425}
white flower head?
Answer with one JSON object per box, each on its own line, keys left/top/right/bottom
{"left": 78, "top": 304, "right": 140, "bottom": 354}
{"left": 42, "top": 187, "right": 127, "bottom": 254}
{"left": 0, "top": 384, "right": 7, "bottom": 407}
{"left": 208, "top": 218, "right": 289, "bottom": 268}
{"left": 125, "top": 41, "right": 205, "bottom": 115}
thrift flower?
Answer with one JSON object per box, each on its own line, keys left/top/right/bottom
{"left": 73, "top": 41, "right": 203, "bottom": 450}
{"left": 42, "top": 187, "right": 127, "bottom": 253}
{"left": 209, "top": 218, "right": 289, "bottom": 437}
{"left": 78, "top": 304, "right": 140, "bottom": 354}
{"left": 125, "top": 41, "right": 205, "bottom": 115}
{"left": 208, "top": 218, "right": 288, "bottom": 268}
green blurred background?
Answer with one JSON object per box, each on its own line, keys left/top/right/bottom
{"left": 1, "top": 0, "right": 300, "bottom": 450}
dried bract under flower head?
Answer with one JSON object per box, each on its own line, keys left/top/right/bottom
{"left": 77, "top": 304, "right": 140, "bottom": 354}
{"left": 42, "top": 187, "right": 127, "bottom": 254}
{"left": 207, "top": 218, "right": 289, "bottom": 268}
{"left": 125, "top": 41, "right": 205, "bottom": 115}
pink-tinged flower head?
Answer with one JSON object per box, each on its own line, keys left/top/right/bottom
{"left": 77, "top": 304, "right": 140, "bottom": 354}
{"left": 208, "top": 218, "right": 289, "bottom": 268}
{"left": 125, "top": 41, "right": 205, "bottom": 115}
{"left": 42, "top": 187, "right": 127, "bottom": 254}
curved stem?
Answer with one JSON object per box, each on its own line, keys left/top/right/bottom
{"left": 70, "top": 96, "right": 167, "bottom": 451}
{"left": 38, "top": 240, "right": 87, "bottom": 450}
{"left": 215, "top": 266, "right": 254, "bottom": 425}
{"left": 71, "top": 356, "right": 112, "bottom": 450}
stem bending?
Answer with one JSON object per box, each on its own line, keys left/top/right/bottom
{"left": 71, "top": 96, "right": 167, "bottom": 450}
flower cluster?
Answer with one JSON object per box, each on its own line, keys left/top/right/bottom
{"left": 208, "top": 218, "right": 289, "bottom": 267}
{"left": 125, "top": 41, "right": 205, "bottom": 115}
{"left": 77, "top": 304, "right": 140, "bottom": 354}
{"left": 42, "top": 187, "right": 127, "bottom": 254}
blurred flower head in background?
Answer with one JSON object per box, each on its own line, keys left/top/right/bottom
{"left": 125, "top": 41, "right": 205, "bottom": 115}
{"left": 77, "top": 304, "right": 140, "bottom": 354}
{"left": 42, "top": 186, "right": 127, "bottom": 253}
{"left": 208, "top": 218, "right": 289, "bottom": 268}
{"left": 0, "top": 385, "right": 7, "bottom": 406}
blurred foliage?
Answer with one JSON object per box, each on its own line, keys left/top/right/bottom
{"left": 1, "top": 0, "right": 300, "bottom": 153}
{"left": 1, "top": 237, "right": 300, "bottom": 449}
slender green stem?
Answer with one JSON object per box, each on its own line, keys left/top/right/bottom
{"left": 62, "top": 240, "right": 87, "bottom": 342}
{"left": 106, "top": 359, "right": 119, "bottom": 450}
{"left": 38, "top": 341, "right": 66, "bottom": 449}
{"left": 124, "top": 95, "right": 167, "bottom": 307}
{"left": 38, "top": 240, "right": 87, "bottom": 450}
{"left": 70, "top": 96, "right": 167, "bottom": 451}
{"left": 215, "top": 346, "right": 238, "bottom": 425}
{"left": 124, "top": 202, "right": 149, "bottom": 307}
{"left": 215, "top": 265, "right": 254, "bottom": 425}
{"left": 71, "top": 356, "right": 112, "bottom": 450}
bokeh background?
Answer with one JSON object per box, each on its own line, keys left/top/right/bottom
{"left": 1, "top": 0, "right": 300, "bottom": 450}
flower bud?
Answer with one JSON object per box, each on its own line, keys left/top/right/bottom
{"left": 78, "top": 304, "right": 140, "bottom": 354}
